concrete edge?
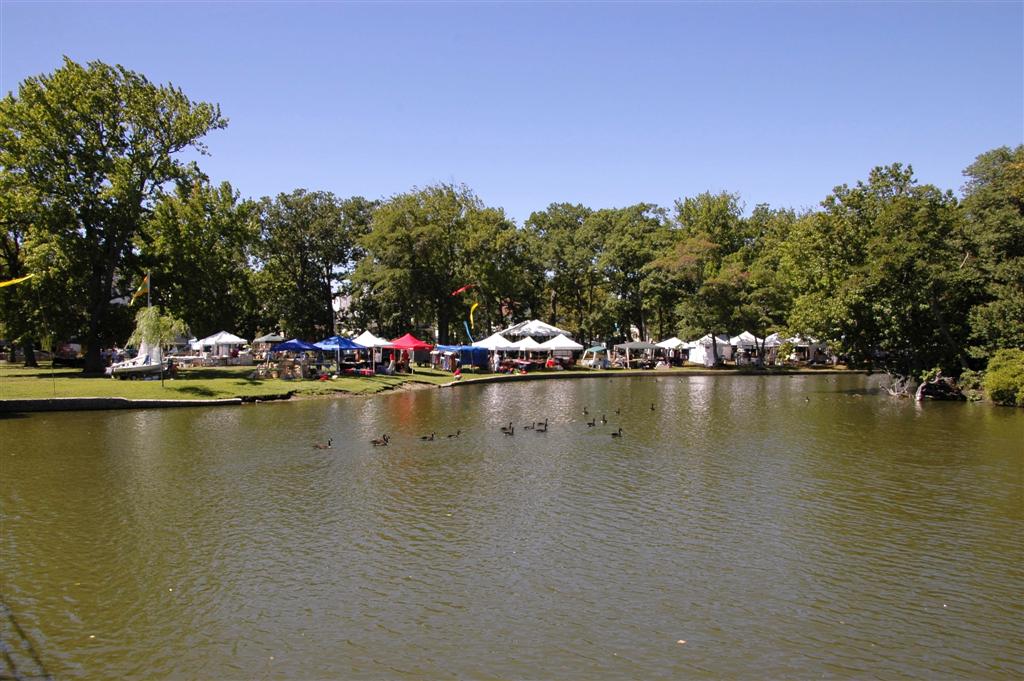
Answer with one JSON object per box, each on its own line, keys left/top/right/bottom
{"left": 0, "top": 397, "right": 244, "bottom": 413}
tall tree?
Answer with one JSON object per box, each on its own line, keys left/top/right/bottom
{"left": 780, "top": 164, "right": 971, "bottom": 375}
{"left": 961, "top": 145, "right": 1024, "bottom": 356}
{"left": 255, "top": 190, "right": 372, "bottom": 339}
{"left": 657, "top": 191, "right": 747, "bottom": 362}
{"left": 0, "top": 57, "right": 226, "bottom": 372}
{"left": 524, "top": 203, "right": 605, "bottom": 340}
{"left": 594, "top": 204, "right": 671, "bottom": 341}
{"left": 353, "top": 184, "right": 519, "bottom": 343}
{"left": 144, "top": 180, "right": 259, "bottom": 338}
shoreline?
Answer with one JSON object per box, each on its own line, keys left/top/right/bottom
{"left": 0, "top": 367, "right": 862, "bottom": 414}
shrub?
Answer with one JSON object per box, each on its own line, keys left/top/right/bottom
{"left": 984, "top": 349, "right": 1024, "bottom": 407}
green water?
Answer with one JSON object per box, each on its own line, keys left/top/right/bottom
{"left": 1, "top": 374, "right": 1021, "bottom": 679}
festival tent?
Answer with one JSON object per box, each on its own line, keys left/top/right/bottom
{"left": 687, "top": 334, "right": 733, "bottom": 366}
{"left": 763, "top": 332, "right": 785, "bottom": 347}
{"left": 271, "top": 338, "right": 320, "bottom": 352}
{"left": 315, "top": 335, "right": 367, "bottom": 367}
{"left": 315, "top": 335, "right": 367, "bottom": 352}
{"left": 472, "top": 332, "right": 517, "bottom": 351}
{"left": 501, "top": 319, "right": 570, "bottom": 339}
{"left": 655, "top": 337, "right": 685, "bottom": 350}
{"left": 353, "top": 331, "right": 394, "bottom": 348}
{"left": 253, "top": 332, "right": 284, "bottom": 344}
{"left": 511, "top": 336, "right": 543, "bottom": 352}
{"left": 391, "top": 333, "right": 433, "bottom": 350}
{"left": 613, "top": 340, "right": 659, "bottom": 367}
{"left": 581, "top": 344, "right": 608, "bottom": 367}
{"left": 538, "top": 334, "right": 584, "bottom": 351}
{"left": 434, "top": 344, "right": 490, "bottom": 369}
{"left": 192, "top": 331, "right": 248, "bottom": 356}
{"left": 729, "top": 331, "right": 761, "bottom": 348}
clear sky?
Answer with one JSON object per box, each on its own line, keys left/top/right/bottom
{"left": 2, "top": 1, "right": 1022, "bottom": 223}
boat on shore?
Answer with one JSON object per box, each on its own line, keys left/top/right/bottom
{"left": 106, "top": 341, "right": 166, "bottom": 380}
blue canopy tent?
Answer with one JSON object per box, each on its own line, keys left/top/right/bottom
{"left": 270, "top": 338, "right": 320, "bottom": 352}
{"left": 315, "top": 335, "right": 368, "bottom": 370}
{"left": 435, "top": 344, "right": 490, "bottom": 369}
{"left": 315, "top": 335, "right": 367, "bottom": 352}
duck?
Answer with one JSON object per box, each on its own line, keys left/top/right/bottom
{"left": 313, "top": 438, "right": 333, "bottom": 449}
{"left": 615, "top": 407, "right": 621, "bottom": 415}
{"left": 500, "top": 421, "right": 514, "bottom": 434}
{"left": 586, "top": 417, "right": 596, "bottom": 427}
{"left": 447, "top": 430, "right": 461, "bottom": 438}
{"left": 650, "top": 403, "right": 655, "bottom": 411}
{"left": 370, "top": 434, "right": 389, "bottom": 447}
{"left": 503, "top": 426, "right": 515, "bottom": 436}
{"left": 600, "top": 414, "right": 607, "bottom": 424}
{"left": 583, "top": 406, "right": 589, "bottom": 416}
{"left": 420, "top": 432, "right": 435, "bottom": 441}
{"left": 535, "top": 418, "right": 548, "bottom": 433}
{"left": 523, "top": 422, "right": 535, "bottom": 430}
{"left": 611, "top": 428, "right": 623, "bottom": 438}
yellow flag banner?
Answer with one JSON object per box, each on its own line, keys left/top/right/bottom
{"left": 469, "top": 301, "right": 480, "bottom": 329}
{"left": 130, "top": 273, "right": 150, "bottom": 305}
{"left": 0, "top": 274, "right": 34, "bottom": 288}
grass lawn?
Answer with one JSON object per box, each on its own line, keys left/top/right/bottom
{"left": 0, "top": 362, "right": 454, "bottom": 401}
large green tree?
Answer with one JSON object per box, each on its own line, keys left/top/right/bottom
{"left": 0, "top": 57, "right": 226, "bottom": 372}
{"left": 961, "top": 145, "right": 1024, "bottom": 356}
{"left": 352, "top": 184, "right": 529, "bottom": 343}
{"left": 780, "top": 164, "right": 972, "bottom": 375}
{"left": 144, "top": 180, "right": 260, "bottom": 338}
{"left": 255, "top": 190, "right": 373, "bottom": 340}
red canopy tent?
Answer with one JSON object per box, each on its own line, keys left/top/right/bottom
{"left": 390, "top": 333, "right": 434, "bottom": 350}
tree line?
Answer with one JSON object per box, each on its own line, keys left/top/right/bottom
{"left": 2, "top": 59, "right": 1021, "bottom": 378}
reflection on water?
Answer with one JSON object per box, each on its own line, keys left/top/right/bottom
{"left": 2, "top": 374, "right": 1022, "bottom": 679}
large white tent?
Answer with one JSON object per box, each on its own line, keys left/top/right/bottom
{"left": 472, "top": 332, "right": 517, "bottom": 351}
{"left": 686, "top": 334, "right": 732, "bottom": 366}
{"left": 353, "top": 331, "right": 393, "bottom": 348}
{"left": 655, "top": 336, "right": 686, "bottom": 350}
{"left": 538, "top": 333, "right": 584, "bottom": 351}
{"left": 501, "top": 319, "right": 570, "bottom": 339}
{"left": 191, "top": 331, "right": 248, "bottom": 356}
{"left": 729, "top": 331, "right": 762, "bottom": 348}
{"left": 511, "top": 336, "right": 544, "bottom": 352}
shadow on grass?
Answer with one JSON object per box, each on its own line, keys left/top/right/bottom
{"left": 172, "top": 385, "right": 218, "bottom": 397}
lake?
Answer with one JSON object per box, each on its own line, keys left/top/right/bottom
{"left": 1, "top": 373, "right": 1021, "bottom": 679}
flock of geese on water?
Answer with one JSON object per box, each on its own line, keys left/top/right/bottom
{"left": 313, "top": 403, "right": 658, "bottom": 449}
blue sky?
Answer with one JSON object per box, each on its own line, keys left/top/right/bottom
{"left": 2, "top": 1, "right": 1022, "bottom": 223}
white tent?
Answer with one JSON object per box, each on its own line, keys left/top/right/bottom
{"left": 353, "top": 331, "right": 394, "bottom": 348}
{"left": 686, "top": 334, "right": 733, "bottom": 366}
{"left": 512, "top": 336, "right": 544, "bottom": 352}
{"left": 763, "top": 332, "right": 786, "bottom": 348}
{"left": 192, "top": 331, "right": 248, "bottom": 356}
{"left": 729, "top": 331, "right": 761, "bottom": 348}
{"left": 501, "top": 319, "right": 570, "bottom": 339}
{"left": 538, "top": 333, "right": 584, "bottom": 351}
{"left": 655, "top": 336, "right": 686, "bottom": 350}
{"left": 472, "top": 332, "right": 517, "bottom": 351}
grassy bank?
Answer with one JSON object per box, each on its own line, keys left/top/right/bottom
{"left": 0, "top": 361, "right": 853, "bottom": 403}
{"left": 0, "top": 363, "right": 453, "bottom": 401}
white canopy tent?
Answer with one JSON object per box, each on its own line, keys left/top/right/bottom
{"left": 353, "top": 331, "right": 394, "bottom": 348}
{"left": 472, "top": 332, "right": 517, "bottom": 351}
{"left": 191, "top": 331, "right": 248, "bottom": 356}
{"left": 729, "top": 331, "right": 761, "bottom": 348}
{"left": 501, "top": 319, "right": 571, "bottom": 339}
{"left": 511, "top": 336, "right": 544, "bottom": 352}
{"left": 686, "top": 334, "right": 733, "bottom": 366}
{"left": 538, "top": 334, "right": 584, "bottom": 351}
{"left": 655, "top": 336, "right": 686, "bottom": 350}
